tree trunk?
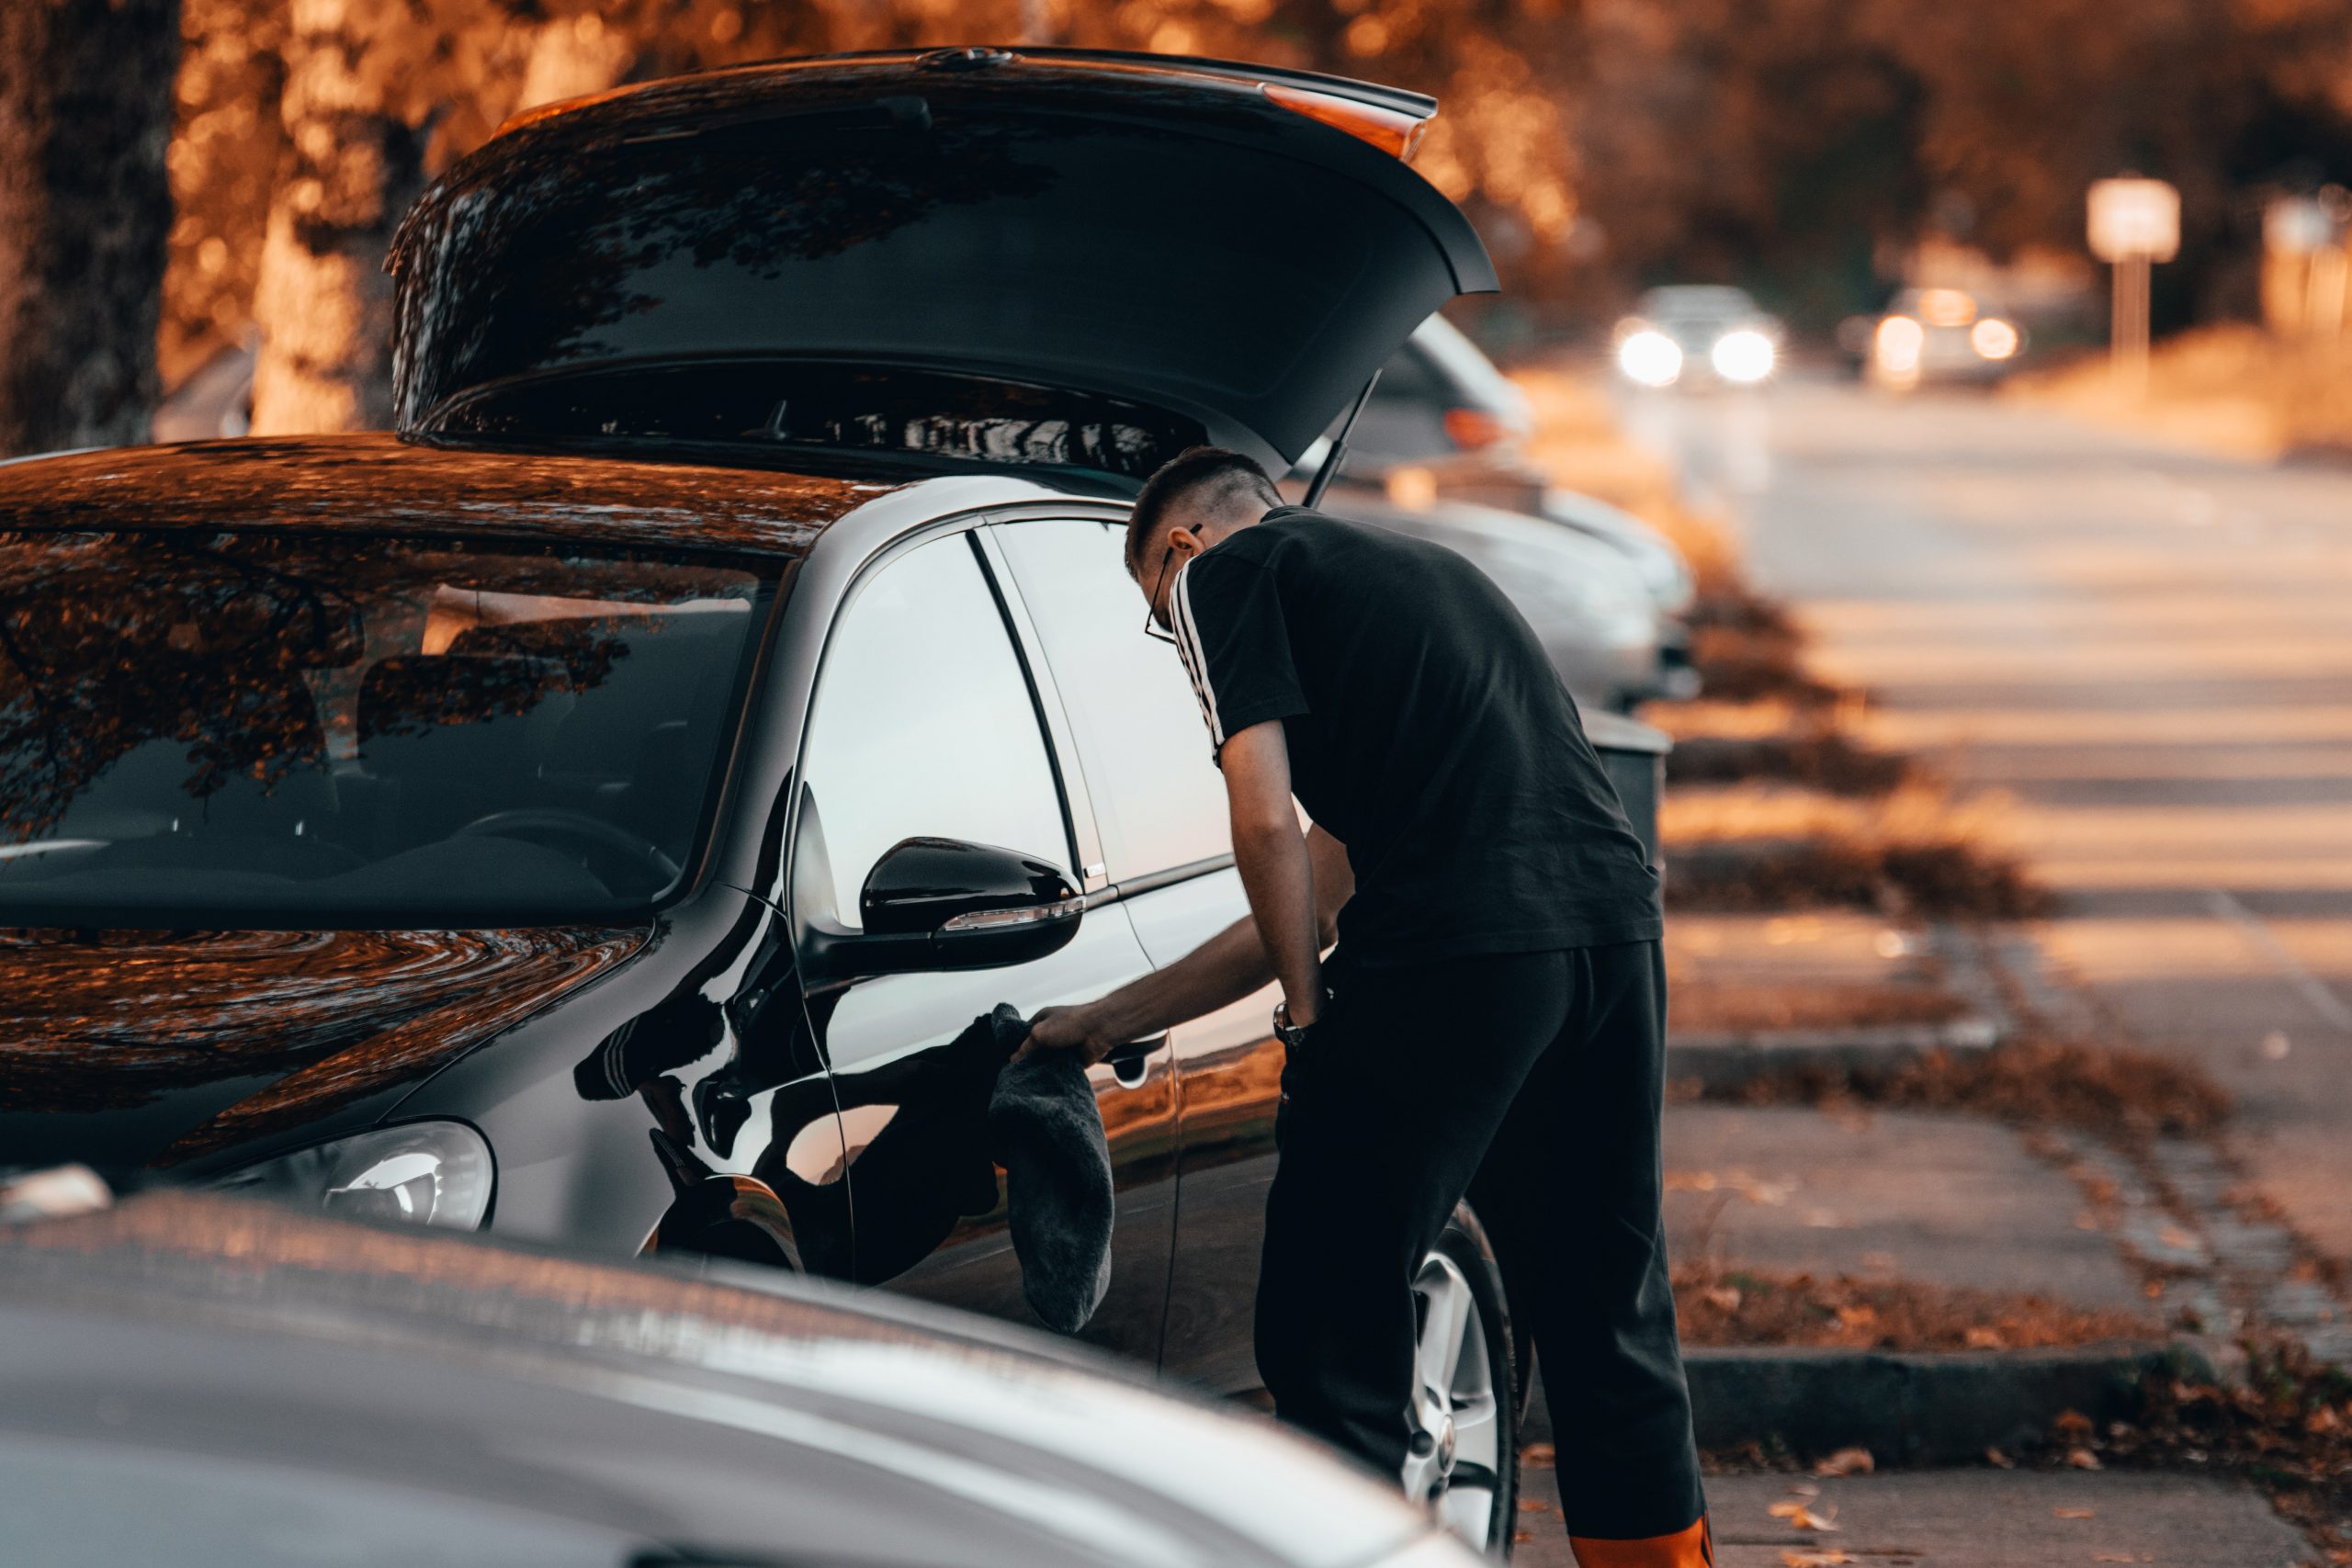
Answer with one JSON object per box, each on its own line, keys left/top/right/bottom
{"left": 515, "top": 12, "right": 637, "bottom": 115}
{"left": 0, "top": 0, "right": 180, "bottom": 456}
{"left": 248, "top": 0, "right": 425, "bottom": 435}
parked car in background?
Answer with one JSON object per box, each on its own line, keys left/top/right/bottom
{"left": 1612, "top": 285, "right": 1783, "bottom": 390}
{"left": 1341, "top": 312, "right": 1537, "bottom": 462}
{"left": 1319, "top": 485, "right": 1673, "bottom": 713}
{"left": 0, "top": 1187, "right": 1479, "bottom": 1568}
{"left": 1299, "top": 313, "right": 1700, "bottom": 698}
{"left": 1848, "top": 286, "right": 2026, "bottom": 389}
{"left": 0, "top": 50, "right": 1554, "bottom": 1552}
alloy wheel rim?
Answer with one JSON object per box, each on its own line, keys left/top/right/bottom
{"left": 1401, "top": 1250, "right": 1503, "bottom": 1547}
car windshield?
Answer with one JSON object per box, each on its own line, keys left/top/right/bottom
{"left": 1639, "top": 286, "right": 1760, "bottom": 321}
{"left": 0, "top": 532, "right": 772, "bottom": 926}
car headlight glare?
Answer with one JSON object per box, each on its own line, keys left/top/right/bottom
{"left": 1971, "top": 316, "right": 2020, "bottom": 360}
{"left": 1711, "top": 329, "right": 1776, "bottom": 384}
{"left": 1616, "top": 330, "right": 1682, "bottom": 388}
{"left": 1875, "top": 314, "right": 1925, "bottom": 373}
{"left": 211, "top": 1122, "right": 493, "bottom": 1231}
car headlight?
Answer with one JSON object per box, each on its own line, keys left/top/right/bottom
{"left": 1712, "top": 329, "right": 1776, "bottom": 383}
{"left": 1971, "top": 316, "right": 2020, "bottom": 360}
{"left": 1616, "top": 330, "right": 1682, "bottom": 388}
{"left": 1874, "top": 314, "right": 1925, "bottom": 375}
{"left": 210, "top": 1122, "right": 493, "bottom": 1230}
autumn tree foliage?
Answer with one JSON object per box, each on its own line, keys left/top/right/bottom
{"left": 0, "top": 0, "right": 180, "bottom": 457}
{"left": 152, "top": 0, "right": 2352, "bottom": 428}
{"left": 1569, "top": 0, "right": 2352, "bottom": 322}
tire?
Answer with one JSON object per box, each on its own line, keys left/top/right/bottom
{"left": 1408, "top": 1203, "right": 1520, "bottom": 1558}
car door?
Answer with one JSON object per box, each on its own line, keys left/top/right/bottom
{"left": 783, "top": 526, "right": 1176, "bottom": 1362}
{"left": 988, "top": 515, "right": 1283, "bottom": 1394}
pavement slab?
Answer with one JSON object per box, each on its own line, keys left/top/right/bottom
{"left": 1513, "top": 1462, "right": 2310, "bottom": 1568}
{"left": 1734, "top": 381, "right": 2352, "bottom": 1271}
{"left": 1664, "top": 1105, "right": 2148, "bottom": 1314}
{"left": 1665, "top": 913, "right": 1966, "bottom": 1041}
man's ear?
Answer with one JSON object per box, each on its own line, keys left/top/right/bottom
{"left": 1166, "top": 518, "right": 1209, "bottom": 561}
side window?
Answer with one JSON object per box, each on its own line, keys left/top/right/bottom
{"left": 993, "top": 520, "right": 1230, "bottom": 879}
{"left": 798, "top": 533, "right": 1070, "bottom": 928}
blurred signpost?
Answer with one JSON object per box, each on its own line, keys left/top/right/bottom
{"left": 2263, "top": 192, "right": 2348, "bottom": 336}
{"left": 2087, "top": 177, "right": 2179, "bottom": 396}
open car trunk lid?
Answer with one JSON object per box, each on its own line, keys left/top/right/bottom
{"left": 390, "top": 48, "right": 1496, "bottom": 479}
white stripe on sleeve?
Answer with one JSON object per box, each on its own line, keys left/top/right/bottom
{"left": 1170, "top": 558, "right": 1226, "bottom": 747}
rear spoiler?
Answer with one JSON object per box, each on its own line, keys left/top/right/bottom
{"left": 499, "top": 44, "right": 1439, "bottom": 158}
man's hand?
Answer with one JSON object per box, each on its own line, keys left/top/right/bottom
{"left": 1012, "top": 1003, "right": 1117, "bottom": 1066}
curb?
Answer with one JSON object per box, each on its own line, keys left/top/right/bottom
{"left": 1523, "top": 1342, "right": 2208, "bottom": 1464}
{"left": 1666, "top": 1015, "right": 2001, "bottom": 1092}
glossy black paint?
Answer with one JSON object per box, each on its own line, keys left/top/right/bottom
{"left": 0, "top": 438, "right": 1233, "bottom": 1380}
{"left": 389, "top": 50, "right": 1496, "bottom": 473}
{"left": 860, "top": 836, "right": 1076, "bottom": 933}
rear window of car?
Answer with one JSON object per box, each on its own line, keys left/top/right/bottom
{"left": 0, "top": 531, "right": 773, "bottom": 927}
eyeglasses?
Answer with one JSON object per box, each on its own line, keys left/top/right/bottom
{"left": 1141, "top": 528, "right": 1198, "bottom": 645}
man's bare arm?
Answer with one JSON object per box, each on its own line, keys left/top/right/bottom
{"left": 1014, "top": 815, "right": 1353, "bottom": 1065}
{"left": 1217, "top": 721, "right": 1322, "bottom": 1024}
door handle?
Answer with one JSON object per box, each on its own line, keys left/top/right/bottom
{"left": 1102, "top": 1034, "right": 1167, "bottom": 1090}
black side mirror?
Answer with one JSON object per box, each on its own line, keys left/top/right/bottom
{"left": 805, "top": 836, "right": 1081, "bottom": 981}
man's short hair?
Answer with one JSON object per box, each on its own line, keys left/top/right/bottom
{"left": 1124, "top": 446, "right": 1281, "bottom": 579}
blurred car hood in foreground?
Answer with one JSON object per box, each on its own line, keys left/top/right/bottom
{"left": 0, "top": 1191, "right": 1462, "bottom": 1568}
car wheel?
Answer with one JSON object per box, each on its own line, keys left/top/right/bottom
{"left": 1406, "top": 1206, "right": 1519, "bottom": 1556}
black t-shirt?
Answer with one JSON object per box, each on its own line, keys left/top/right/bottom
{"left": 1168, "top": 507, "right": 1661, "bottom": 966}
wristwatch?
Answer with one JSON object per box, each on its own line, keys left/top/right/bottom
{"left": 1272, "top": 997, "right": 1321, "bottom": 1050}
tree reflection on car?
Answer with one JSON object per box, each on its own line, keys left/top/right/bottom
{"left": 0, "top": 532, "right": 763, "bottom": 921}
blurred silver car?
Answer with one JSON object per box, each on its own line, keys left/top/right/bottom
{"left": 1333, "top": 490, "right": 1668, "bottom": 713}
{"left": 1853, "top": 287, "right": 2026, "bottom": 389}
{"left": 1327, "top": 318, "right": 1696, "bottom": 617}
{"left": 0, "top": 1186, "right": 1482, "bottom": 1568}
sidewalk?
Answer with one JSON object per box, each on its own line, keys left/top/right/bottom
{"left": 1515, "top": 1461, "right": 2310, "bottom": 1568}
{"left": 1664, "top": 1104, "right": 2147, "bottom": 1316}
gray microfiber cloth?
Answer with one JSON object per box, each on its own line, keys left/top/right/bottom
{"left": 987, "top": 1010, "right": 1114, "bottom": 1336}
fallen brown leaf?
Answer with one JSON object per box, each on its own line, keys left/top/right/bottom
{"left": 2066, "top": 1447, "right": 2104, "bottom": 1470}
{"left": 1518, "top": 1498, "right": 1549, "bottom": 1513}
{"left": 1964, "top": 1325, "right": 2008, "bottom": 1349}
{"left": 1814, "top": 1447, "right": 1874, "bottom": 1477}
{"left": 2053, "top": 1507, "right": 2096, "bottom": 1519}
{"left": 1769, "top": 1500, "right": 1841, "bottom": 1531}
{"left": 1704, "top": 1285, "right": 1744, "bottom": 1313}
{"left": 1781, "top": 1552, "right": 1852, "bottom": 1567}
{"left": 1521, "top": 1442, "right": 1556, "bottom": 1469}
{"left": 1985, "top": 1446, "right": 2016, "bottom": 1469}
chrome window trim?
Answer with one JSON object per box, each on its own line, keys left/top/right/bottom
{"left": 971, "top": 525, "right": 1106, "bottom": 897}
{"left": 1083, "top": 853, "right": 1238, "bottom": 911}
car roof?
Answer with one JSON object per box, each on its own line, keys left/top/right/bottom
{"left": 1636, "top": 284, "right": 1761, "bottom": 317}
{"left": 0, "top": 434, "right": 1104, "bottom": 558}
{"left": 0, "top": 1193, "right": 1441, "bottom": 1568}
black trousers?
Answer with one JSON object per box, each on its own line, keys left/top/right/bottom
{"left": 1254, "top": 940, "right": 1706, "bottom": 1541}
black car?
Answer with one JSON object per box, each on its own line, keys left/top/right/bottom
{"left": 0, "top": 50, "right": 1652, "bottom": 1551}
{"left": 0, "top": 1188, "right": 1479, "bottom": 1568}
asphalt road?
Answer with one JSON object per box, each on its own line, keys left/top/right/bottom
{"left": 1690, "top": 376, "right": 2352, "bottom": 1262}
